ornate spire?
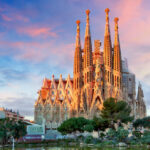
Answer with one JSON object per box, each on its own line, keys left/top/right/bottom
{"left": 114, "top": 17, "right": 119, "bottom": 46}
{"left": 104, "top": 8, "right": 110, "bottom": 36}
{"left": 103, "top": 8, "right": 112, "bottom": 68}
{"left": 84, "top": 9, "right": 93, "bottom": 69}
{"left": 85, "top": 9, "right": 90, "bottom": 37}
{"left": 113, "top": 17, "right": 121, "bottom": 72}
{"left": 76, "top": 20, "right": 81, "bottom": 48}
{"left": 73, "top": 20, "right": 82, "bottom": 91}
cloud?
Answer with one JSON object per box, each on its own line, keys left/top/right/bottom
{"left": 0, "top": 40, "right": 74, "bottom": 65}
{"left": 17, "top": 26, "right": 57, "bottom": 38}
{"left": 0, "top": 68, "right": 28, "bottom": 82}
{"left": 0, "top": 96, "right": 35, "bottom": 120}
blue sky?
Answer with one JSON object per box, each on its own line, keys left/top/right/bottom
{"left": 0, "top": 0, "right": 150, "bottom": 119}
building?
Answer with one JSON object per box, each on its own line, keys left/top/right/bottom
{"left": 0, "top": 107, "right": 24, "bottom": 121}
{"left": 34, "top": 8, "right": 146, "bottom": 128}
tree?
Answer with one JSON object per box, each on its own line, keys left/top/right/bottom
{"left": 57, "top": 117, "right": 94, "bottom": 135}
{"left": 101, "top": 98, "right": 133, "bottom": 128}
{"left": 0, "top": 118, "right": 27, "bottom": 146}
{"left": 133, "top": 116, "right": 150, "bottom": 129}
{"left": 93, "top": 116, "right": 109, "bottom": 137}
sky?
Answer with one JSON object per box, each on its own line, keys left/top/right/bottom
{"left": 0, "top": 0, "right": 150, "bottom": 120}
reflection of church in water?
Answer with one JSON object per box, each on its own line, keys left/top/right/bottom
{"left": 34, "top": 8, "right": 146, "bottom": 128}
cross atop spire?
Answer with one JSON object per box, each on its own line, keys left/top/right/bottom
{"left": 85, "top": 9, "right": 91, "bottom": 37}
{"left": 76, "top": 20, "right": 81, "bottom": 48}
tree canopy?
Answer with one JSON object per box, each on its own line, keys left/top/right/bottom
{"left": 133, "top": 116, "right": 150, "bottom": 129}
{"left": 101, "top": 98, "right": 133, "bottom": 126}
{"left": 0, "top": 118, "right": 27, "bottom": 145}
{"left": 57, "top": 117, "right": 94, "bottom": 135}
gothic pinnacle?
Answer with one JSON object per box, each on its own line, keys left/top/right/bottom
{"left": 114, "top": 17, "right": 119, "bottom": 46}
{"left": 76, "top": 20, "right": 81, "bottom": 48}
{"left": 104, "top": 8, "right": 110, "bottom": 36}
{"left": 85, "top": 9, "right": 90, "bottom": 37}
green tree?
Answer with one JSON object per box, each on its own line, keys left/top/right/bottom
{"left": 101, "top": 98, "right": 133, "bottom": 128}
{"left": 0, "top": 118, "right": 27, "bottom": 146}
{"left": 133, "top": 116, "right": 150, "bottom": 129}
{"left": 93, "top": 116, "right": 109, "bottom": 137}
{"left": 57, "top": 117, "right": 94, "bottom": 135}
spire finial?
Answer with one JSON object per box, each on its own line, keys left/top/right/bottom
{"left": 76, "top": 20, "right": 80, "bottom": 25}
{"left": 86, "top": 9, "right": 90, "bottom": 15}
{"left": 114, "top": 17, "right": 119, "bottom": 23}
{"left": 105, "top": 8, "right": 110, "bottom": 14}
{"left": 114, "top": 17, "right": 119, "bottom": 32}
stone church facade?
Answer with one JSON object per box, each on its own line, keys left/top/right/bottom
{"left": 34, "top": 8, "right": 146, "bottom": 129}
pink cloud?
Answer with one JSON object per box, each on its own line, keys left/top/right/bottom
{"left": 1, "top": 14, "right": 12, "bottom": 21}
{"left": 17, "top": 26, "right": 57, "bottom": 38}
{"left": 0, "top": 40, "right": 74, "bottom": 65}
{"left": 1, "top": 13, "right": 29, "bottom": 22}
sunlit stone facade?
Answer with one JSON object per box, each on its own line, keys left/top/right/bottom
{"left": 34, "top": 9, "right": 146, "bottom": 128}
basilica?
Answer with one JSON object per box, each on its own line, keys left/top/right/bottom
{"left": 34, "top": 8, "right": 146, "bottom": 128}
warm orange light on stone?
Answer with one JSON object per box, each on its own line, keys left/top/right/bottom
{"left": 105, "top": 8, "right": 110, "bottom": 14}
{"left": 114, "top": 17, "right": 119, "bottom": 23}
{"left": 86, "top": 9, "right": 90, "bottom": 15}
{"left": 76, "top": 20, "right": 80, "bottom": 25}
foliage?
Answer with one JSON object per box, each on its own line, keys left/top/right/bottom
{"left": 116, "top": 127, "right": 129, "bottom": 142}
{"left": 133, "top": 116, "right": 150, "bottom": 129}
{"left": 107, "top": 128, "right": 116, "bottom": 140}
{"left": 132, "top": 130, "right": 142, "bottom": 138}
{"left": 101, "top": 140, "right": 117, "bottom": 146}
{"left": 143, "top": 130, "right": 150, "bottom": 137}
{"left": 84, "top": 135, "right": 93, "bottom": 144}
{"left": 93, "top": 116, "right": 109, "bottom": 132}
{"left": 0, "top": 118, "right": 27, "bottom": 145}
{"left": 101, "top": 98, "right": 133, "bottom": 128}
{"left": 57, "top": 117, "right": 94, "bottom": 135}
{"left": 139, "top": 130, "right": 150, "bottom": 144}
{"left": 83, "top": 124, "right": 94, "bottom": 133}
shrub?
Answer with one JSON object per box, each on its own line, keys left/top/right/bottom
{"left": 132, "top": 130, "right": 142, "bottom": 138}
{"left": 107, "top": 128, "right": 116, "bottom": 140}
{"left": 116, "top": 127, "right": 129, "bottom": 142}
{"left": 143, "top": 130, "right": 150, "bottom": 137}
{"left": 84, "top": 135, "right": 93, "bottom": 144}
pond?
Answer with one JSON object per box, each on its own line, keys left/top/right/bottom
{"left": 0, "top": 146, "right": 149, "bottom": 150}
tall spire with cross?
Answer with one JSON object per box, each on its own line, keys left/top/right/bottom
{"left": 113, "top": 17, "right": 122, "bottom": 89}
{"left": 73, "top": 20, "right": 82, "bottom": 91}
{"left": 83, "top": 9, "right": 93, "bottom": 87}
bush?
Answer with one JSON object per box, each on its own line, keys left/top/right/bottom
{"left": 143, "top": 130, "right": 150, "bottom": 137}
{"left": 99, "top": 132, "right": 105, "bottom": 139}
{"left": 102, "top": 140, "right": 117, "bottom": 146}
{"left": 116, "top": 127, "right": 129, "bottom": 142}
{"left": 140, "top": 130, "right": 150, "bottom": 144}
{"left": 84, "top": 135, "right": 93, "bottom": 144}
{"left": 132, "top": 130, "right": 142, "bottom": 138}
{"left": 107, "top": 128, "right": 116, "bottom": 140}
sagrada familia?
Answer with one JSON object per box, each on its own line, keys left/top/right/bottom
{"left": 34, "top": 8, "right": 146, "bottom": 129}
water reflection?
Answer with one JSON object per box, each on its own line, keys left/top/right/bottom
{"left": 0, "top": 147, "right": 149, "bottom": 150}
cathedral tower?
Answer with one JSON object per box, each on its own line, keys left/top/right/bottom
{"left": 83, "top": 9, "right": 93, "bottom": 88}
{"left": 73, "top": 20, "right": 83, "bottom": 115}
{"left": 83, "top": 9, "right": 93, "bottom": 107}
{"left": 113, "top": 17, "right": 122, "bottom": 90}
{"left": 103, "top": 8, "right": 113, "bottom": 98}
{"left": 73, "top": 20, "right": 82, "bottom": 92}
